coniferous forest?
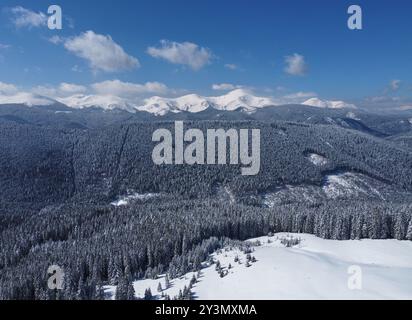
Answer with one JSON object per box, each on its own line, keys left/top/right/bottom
{"left": 1, "top": 110, "right": 412, "bottom": 300}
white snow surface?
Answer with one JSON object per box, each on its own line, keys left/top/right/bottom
{"left": 0, "top": 92, "right": 55, "bottom": 106}
{"left": 58, "top": 94, "right": 137, "bottom": 113}
{"left": 346, "top": 111, "right": 360, "bottom": 120}
{"left": 303, "top": 97, "right": 357, "bottom": 109}
{"left": 105, "top": 233, "right": 412, "bottom": 300}
{"left": 136, "top": 89, "right": 275, "bottom": 115}
{"left": 110, "top": 192, "right": 160, "bottom": 206}
{"left": 322, "top": 172, "right": 384, "bottom": 200}
{"left": 307, "top": 153, "right": 328, "bottom": 166}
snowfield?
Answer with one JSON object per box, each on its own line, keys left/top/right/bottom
{"left": 322, "top": 172, "right": 385, "bottom": 200}
{"left": 303, "top": 97, "right": 357, "bottom": 110}
{"left": 110, "top": 192, "right": 161, "bottom": 206}
{"left": 105, "top": 233, "right": 412, "bottom": 300}
{"left": 262, "top": 171, "right": 392, "bottom": 206}
{"left": 307, "top": 153, "right": 328, "bottom": 166}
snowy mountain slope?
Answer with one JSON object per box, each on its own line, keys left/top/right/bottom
{"left": 105, "top": 233, "right": 412, "bottom": 300}
{"left": 57, "top": 94, "right": 137, "bottom": 113}
{"left": 260, "top": 171, "right": 401, "bottom": 207}
{"left": 303, "top": 97, "right": 357, "bottom": 109}
{"left": 0, "top": 92, "right": 56, "bottom": 106}
{"left": 209, "top": 89, "right": 275, "bottom": 112}
{"left": 136, "top": 93, "right": 213, "bottom": 115}
{"left": 136, "top": 89, "right": 276, "bottom": 115}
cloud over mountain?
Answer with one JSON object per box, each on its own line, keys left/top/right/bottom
{"left": 91, "top": 80, "right": 169, "bottom": 97}
{"left": 0, "top": 82, "right": 18, "bottom": 95}
{"left": 212, "top": 83, "right": 242, "bottom": 91}
{"left": 147, "top": 40, "right": 213, "bottom": 70}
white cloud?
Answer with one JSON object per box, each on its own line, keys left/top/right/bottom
{"left": 48, "top": 35, "right": 63, "bottom": 45}
{"left": 0, "top": 82, "right": 18, "bottom": 95}
{"left": 71, "top": 65, "right": 82, "bottom": 73}
{"left": 224, "top": 63, "right": 238, "bottom": 70}
{"left": 1, "top": 80, "right": 170, "bottom": 105}
{"left": 59, "top": 83, "right": 87, "bottom": 94}
{"left": 212, "top": 83, "right": 242, "bottom": 91}
{"left": 270, "top": 91, "right": 317, "bottom": 105}
{"left": 284, "top": 53, "right": 307, "bottom": 76}
{"left": 32, "top": 83, "right": 87, "bottom": 98}
{"left": 0, "top": 82, "right": 55, "bottom": 106}
{"left": 31, "top": 86, "right": 57, "bottom": 97}
{"left": 91, "top": 80, "right": 169, "bottom": 97}
{"left": 63, "top": 31, "right": 140, "bottom": 72}
{"left": 0, "top": 44, "right": 11, "bottom": 50}
{"left": 9, "top": 6, "right": 47, "bottom": 29}
{"left": 282, "top": 91, "right": 317, "bottom": 100}
{"left": 147, "top": 40, "right": 212, "bottom": 70}
{"left": 390, "top": 79, "right": 401, "bottom": 91}
{"left": 398, "top": 105, "right": 412, "bottom": 111}
{"left": 367, "top": 96, "right": 401, "bottom": 103}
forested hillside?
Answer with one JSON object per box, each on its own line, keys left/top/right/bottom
{"left": 1, "top": 115, "right": 412, "bottom": 300}
{"left": 1, "top": 121, "right": 412, "bottom": 204}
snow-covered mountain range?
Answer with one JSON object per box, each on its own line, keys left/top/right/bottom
{"left": 0, "top": 89, "right": 358, "bottom": 115}
{"left": 302, "top": 97, "right": 357, "bottom": 109}
{"left": 135, "top": 89, "right": 277, "bottom": 115}
{"left": 58, "top": 94, "right": 138, "bottom": 113}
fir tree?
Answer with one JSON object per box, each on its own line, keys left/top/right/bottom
{"left": 165, "top": 274, "right": 170, "bottom": 289}
{"left": 144, "top": 287, "right": 153, "bottom": 300}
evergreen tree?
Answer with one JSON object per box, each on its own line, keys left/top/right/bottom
{"left": 144, "top": 288, "right": 153, "bottom": 300}
{"left": 190, "top": 274, "right": 197, "bottom": 286}
{"left": 94, "top": 281, "right": 106, "bottom": 300}
{"left": 406, "top": 219, "right": 412, "bottom": 240}
{"left": 165, "top": 274, "right": 170, "bottom": 289}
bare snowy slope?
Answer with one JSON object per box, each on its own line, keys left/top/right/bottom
{"left": 136, "top": 89, "right": 276, "bottom": 115}
{"left": 303, "top": 97, "right": 357, "bottom": 109}
{"left": 106, "top": 233, "right": 412, "bottom": 300}
{"left": 57, "top": 94, "right": 137, "bottom": 113}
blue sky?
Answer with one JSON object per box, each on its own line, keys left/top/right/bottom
{"left": 0, "top": 0, "right": 411, "bottom": 107}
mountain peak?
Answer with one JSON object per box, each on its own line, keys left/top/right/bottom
{"left": 303, "top": 97, "right": 357, "bottom": 109}
{"left": 57, "top": 94, "right": 136, "bottom": 112}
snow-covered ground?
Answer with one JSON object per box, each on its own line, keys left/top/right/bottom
{"left": 110, "top": 192, "right": 161, "bottom": 206}
{"left": 262, "top": 171, "right": 391, "bottom": 206}
{"left": 307, "top": 153, "right": 328, "bottom": 166}
{"left": 105, "top": 233, "right": 412, "bottom": 300}
{"left": 322, "top": 172, "right": 385, "bottom": 200}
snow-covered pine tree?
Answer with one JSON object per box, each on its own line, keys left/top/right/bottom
{"left": 190, "top": 274, "right": 197, "bottom": 286}
{"left": 406, "top": 219, "right": 412, "bottom": 241}
{"left": 144, "top": 287, "right": 153, "bottom": 300}
{"left": 165, "top": 274, "right": 170, "bottom": 289}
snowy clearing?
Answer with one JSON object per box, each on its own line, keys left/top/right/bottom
{"left": 307, "top": 153, "right": 328, "bottom": 166}
{"left": 105, "top": 233, "right": 412, "bottom": 300}
{"left": 110, "top": 192, "right": 161, "bottom": 206}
